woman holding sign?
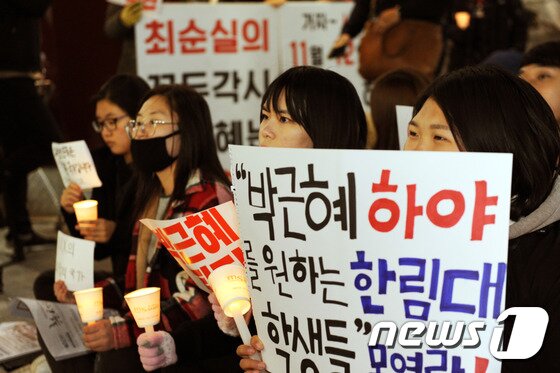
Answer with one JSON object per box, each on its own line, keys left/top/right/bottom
{"left": 135, "top": 66, "right": 368, "bottom": 371}
{"left": 35, "top": 75, "right": 149, "bottom": 305}
{"left": 34, "top": 75, "right": 149, "bottom": 372}
{"left": 79, "top": 84, "right": 239, "bottom": 372}
{"left": 235, "top": 66, "right": 560, "bottom": 371}
{"left": 403, "top": 65, "right": 560, "bottom": 372}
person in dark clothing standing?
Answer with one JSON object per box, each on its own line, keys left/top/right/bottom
{"left": 330, "top": 0, "right": 448, "bottom": 56}
{"left": 0, "top": 0, "right": 62, "bottom": 260}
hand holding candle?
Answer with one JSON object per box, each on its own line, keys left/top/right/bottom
{"left": 208, "top": 264, "right": 260, "bottom": 361}
{"left": 73, "top": 287, "right": 103, "bottom": 325}
{"left": 73, "top": 200, "right": 98, "bottom": 230}
{"left": 125, "top": 287, "right": 161, "bottom": 334}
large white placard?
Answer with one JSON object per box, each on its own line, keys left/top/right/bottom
{"left": 54, "top": 231, "right": 95, "bottom": 291}
{"left": 230, "top": 145, "right": 512, "bottom": 372}
{"left": 136, "top": 3, "right": 366, "bottom": 167}
{"left": 52, "top": 140, "right": 102, "bottom": 189}
{"left": 279, "top": 2, "right": 368, "bottom": 104}
{"left": 136, "top": 3, "right": 279, "bottom": 167}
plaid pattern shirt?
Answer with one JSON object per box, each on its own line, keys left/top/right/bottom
{"left": 97, "top": 172, "right": 233, "bottom": 349}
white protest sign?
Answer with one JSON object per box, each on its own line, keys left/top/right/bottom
{"left": 279, "top": 2, "right": 368, "bottom": 105}
{"left": 136, "top": 3, "right": 279, "bottom": 167}
{"left": 54, "top": 231, "right": 95, "bottom": 291}
{"left": 140, "top": 201, "right": 244, "bottom": 293}
{"left": 106, "top": 0, "right": 163, "bottom": 14}
{"left": 230, "top": 145, "right": 512, "bottom": 372}
{"left": 52, "top": 141, "right": 102, "bottom": 189}
{"left": 396, "top": 105, "right": 414, "bottom": 150}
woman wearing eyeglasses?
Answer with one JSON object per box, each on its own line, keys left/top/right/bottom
{"left": 38, "top": 74, "right": 150, "bottom": 301}
{"left": 33, "top": 74, "right": 150, "bottom": 371}
{"left": 78, "top": 84, "right": 237, "bottom": 372}
{"left": 58, "top": 74, "right": 150, "bottom": 284}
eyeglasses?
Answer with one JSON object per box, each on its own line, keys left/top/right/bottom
{"left": 92, "top": 114, "right": 128, "bottom": 133}
{"left": 126, "top": 119, "right": 177, "bottom": 139}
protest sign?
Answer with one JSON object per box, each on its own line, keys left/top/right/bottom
{"left": 54, "top": 231, "right": 95, "bottom": 291}
{"left": 230, "top": 145, "right": 512, "bottom": 372}
{"left": 135, "top": 2, "right": 363, "bottom": 167}
{"left": 141, "top": 201, "right": 244, "bottom": 293}
{"left": 136, "top": 3, "right": 279, "bottom": 167}
{"left": 52, "top": 141, "right": 102, "bottom": 189}
{"left": 279, "top": 2, "right": 367, "bottom": 104}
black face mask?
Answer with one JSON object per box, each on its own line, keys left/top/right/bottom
{"left": 131, "top": 131, "right": 179, "bottom": 173}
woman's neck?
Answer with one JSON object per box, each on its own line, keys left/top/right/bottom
{"left": 156, "top": 161, "right": 177, "bottom": 197}
{"left": 124, "top": 151, "right": 132, "bottom": 164}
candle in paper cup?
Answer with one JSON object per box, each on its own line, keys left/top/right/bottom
{"left": 73, "top": 200, "right": 98, "bottom": 229}
{"left": 74, "top": 287, "right": 103, "bottom": 324}
{"left": 124, "top": 287, "right": 160, "bottom": 333}
{"left": 209, "top": 264, "right": 259, "bottom": 360}
{"left": 208, "top": 265, "right": 251, "bottom": 318}
{"left": 454, "top": 11, "right": 471, "bottom": 30}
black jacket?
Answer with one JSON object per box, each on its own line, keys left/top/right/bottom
{"left": 503, "top": 220, "right": 560, "bottom": 372}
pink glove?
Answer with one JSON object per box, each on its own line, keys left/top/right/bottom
{"left": 137, "top": 331, "right": 177, "bottom": 371}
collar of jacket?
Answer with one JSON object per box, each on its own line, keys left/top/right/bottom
{"left": 169, "top": 169, "right": 203, "bottom": 209}
{"left": 509, "top": 177, "right": 560, "bottom": 239}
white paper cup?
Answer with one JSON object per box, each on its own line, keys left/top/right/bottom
{"left": 208, "top": 265, "right": 251, "bottom": 317}
{"left": 74, "top": 287, "right": 103, "bottom": 323}
{"left": 124, "top": 287, "right": 161, "bottom": 330}
{"left": 455, "top": 11, "right": 471, "bottom": 30}
{"left": 73, "top": 200, "right": 98, "bottom": 229}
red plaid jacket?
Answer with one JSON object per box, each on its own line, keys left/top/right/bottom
{"left": 98, "top": 172, "right": 233, "bottom": 349}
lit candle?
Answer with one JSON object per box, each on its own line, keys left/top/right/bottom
{"left": 454, "top": 11, "right": 471, "bottom": 30}
{"left": 209, "top": 265, "right": 259, "bottom": 360}
{"left": 73, "top": 200, "right": 98, "bottom": 229}
{"left": 74, "top": 287, "right": 103, "bottom": 325}
{"left": 124, "top": 287, "right": 161, "bottom": 334}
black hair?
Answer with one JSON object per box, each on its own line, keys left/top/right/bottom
{"left": 92, "top": 74, "right": 150, "bottom": 117}
{"left": 521, "top": 41, "right": 560, "bottom": 68}
{"left": 371, "top": 69, "right": 430, "bottom": 150}
{"left": 261, "top": 66, "right": 367, "bottom": 149}
{"left": 414, "top": 65, "right": 560, "bottom": 220}
{"left": 133, "top": 85, "right": 229, "bottom": 219}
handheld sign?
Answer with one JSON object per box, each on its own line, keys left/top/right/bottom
{"left": 140, "top": 201, "right": 244, "bottom": 293}
{"left": 54, "top": 231, "right": 95, "bottom": 291}
{"left": 52, "top": 141, "right": 102, "bottom": 189}
{"left": 230, "top": 145, "right": 512, "bottom": 373}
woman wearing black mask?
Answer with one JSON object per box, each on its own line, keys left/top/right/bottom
{"left": 79, "top": 85, "right": 234, "bottom": 371}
